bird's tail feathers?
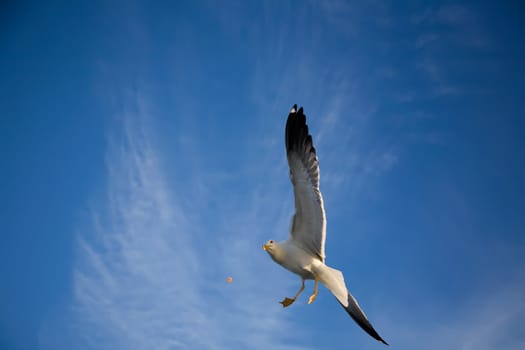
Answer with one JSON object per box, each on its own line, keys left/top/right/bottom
{"left": 315, "top": 264, "right": 348, "bottom": 304}
{"left": 315, "top": 264, "right": 389, "bottom": 345}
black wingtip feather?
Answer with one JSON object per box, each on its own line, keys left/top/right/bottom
{"left": 285, "top": 104, "right": 320, "bottom": 189}
{"left": 285, "top": 105, "right": 311, "bottom": 154}
{"left": 338, "top": 295, "right": 389, "bottom": 345}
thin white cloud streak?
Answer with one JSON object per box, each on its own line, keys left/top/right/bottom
{"left": 415, "top": 32, "right": 440, "bottom": 50}
{"left": 247, "top": 13, "right": 397, "bottom": 200}
{"left": 414, "top": 2, "right": 490, "bottom": 47}
{"left": 57, "top": 94, "right": 310, "bottom": 350}
{"left": 411, "top": 4, "right": 493, "bottom": 98}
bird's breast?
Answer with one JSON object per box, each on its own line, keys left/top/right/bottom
{"left": 276, "top": 242, "right": 317, "bottom": 280}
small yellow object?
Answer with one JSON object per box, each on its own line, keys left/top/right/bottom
{"left": 227, "top": 277, "right": 233, "bottom": 283}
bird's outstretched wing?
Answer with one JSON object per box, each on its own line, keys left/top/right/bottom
{"left": 285, "top": 105, "right": 326, "bottom": 262}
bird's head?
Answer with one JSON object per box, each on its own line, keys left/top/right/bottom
{"left": 262, "top": 240, "right": 286, "bottom": 265}
{"left": 262, "top": 239, "right": 277, "bottom": 254}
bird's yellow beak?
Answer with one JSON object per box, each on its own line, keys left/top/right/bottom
{"left": 262, "top": 244, "right": 269, "bottom": 251}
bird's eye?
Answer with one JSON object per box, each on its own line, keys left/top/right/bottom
{"left": 269, "top": 240, "right": 274, "bottom": 244}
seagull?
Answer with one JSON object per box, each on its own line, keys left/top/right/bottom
{"left": 263, "top": 105, "right": 388, "bottom": 345}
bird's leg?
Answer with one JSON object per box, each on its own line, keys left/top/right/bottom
{"left": 279, "top": 279, "right": 305, "bottom": 308}
{"left": 307, "top": 276, "right": 319, "bottom": 304}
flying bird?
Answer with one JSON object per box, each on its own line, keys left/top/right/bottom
{"left": 263, "top": 105, "right": 388, "bottom": 345}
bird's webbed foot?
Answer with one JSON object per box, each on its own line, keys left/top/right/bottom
{"left": 307, "top": 293, "right": 317, "bottom": 304}
{"left": 279, "top": 279, "right": 306, "bottom": 308}
{"left": 279, "top": 297, "right": 296, "bottom": 308}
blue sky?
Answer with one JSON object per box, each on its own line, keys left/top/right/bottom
{"left": 1, "top": 0, "right": 524, "bottom": 349}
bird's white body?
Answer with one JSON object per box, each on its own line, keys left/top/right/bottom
{"left": 266, "top": 240, "right": 349, "bottom": 306}
{"left": 268, "top": 240, "right": 318, "bottom": 280}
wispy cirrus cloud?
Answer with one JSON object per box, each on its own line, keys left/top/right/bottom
{"left": 39, "top": 91, "right": 312, "bottom": 350}
{"left": 410, "top": 3, "right": 494, "bottom": 98}
{"left": 414, "top": 3, "right": 490, "bottom": 48}
{"left": 241, "top": 2, "right": 401, "bottom": 203}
